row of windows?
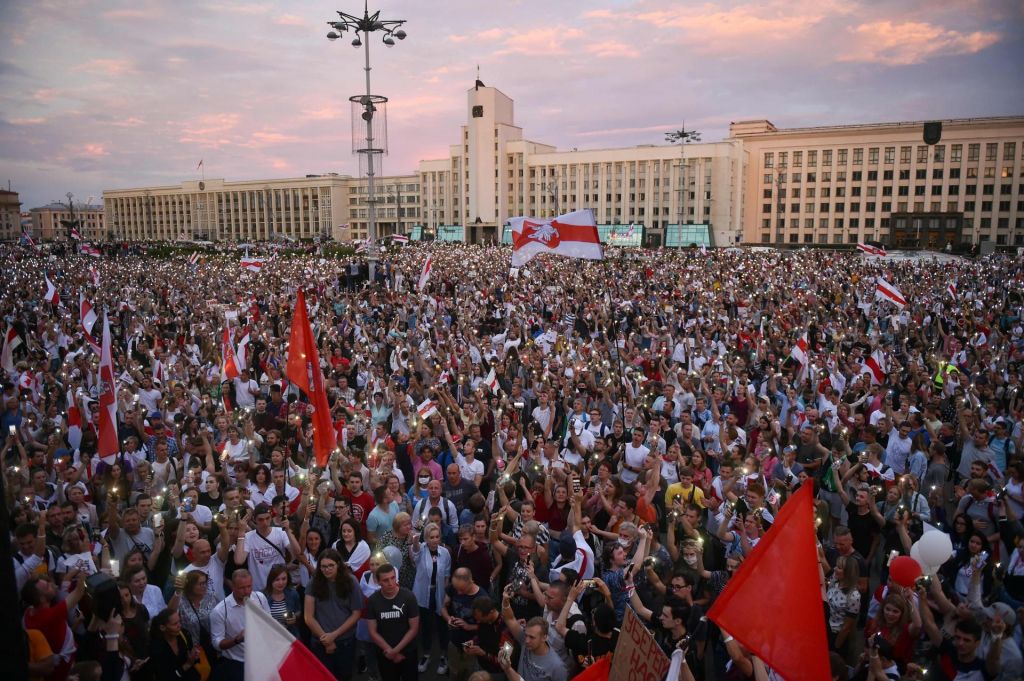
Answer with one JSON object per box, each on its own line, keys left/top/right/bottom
{"left": 764, "top": 199, "right": 1024, "bottom": 214}
{"left": 763, "top": 167, "right": 1023, "bottom": 185}
{"left": 764, "top": 142, "right": 1022, "bottom": 168}
{"left": 767, "top": 184, "right": 1023, "bottom": 199}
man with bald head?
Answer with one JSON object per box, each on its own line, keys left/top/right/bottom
{"left": 442, "top": 567, "right": 487, "bottom": 681}
{"left": 182, "top": 513, "right": 233, "bottom": 600}
{"left": 443, "top": 463, "right": 478, "bottom": 515}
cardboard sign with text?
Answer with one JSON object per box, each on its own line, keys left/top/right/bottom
{"left": 609, "top": 608, "right": 670, "bottom": 681}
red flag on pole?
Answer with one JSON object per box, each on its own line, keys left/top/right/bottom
{"left": 707, "top": 483, "right": 830, "bottom": 681}
{"left": 285, "top": 290, "right": 336, "bottom": 468}
{"left": 222, "top": 327, "right": 241, "bottom": 380}
{"left": 96, "top": 312, "right": 119, "bottom": 460}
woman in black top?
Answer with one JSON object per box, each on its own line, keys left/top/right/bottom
{"left": 148, "top": 609, "right": 202, "bottom": 681}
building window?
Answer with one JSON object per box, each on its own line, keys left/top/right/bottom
{"left": 853, "top": 148, "right": 864, "bottom": 165}
{"left": 934, "top": 145, "right": 945, "bottom": 163}
{"left": 793, "top": 151, "right": 802, "bottom": 167}
{"left": 789, "top": 233, "right": 799, "bottom": 243}
{"left": 884, "top": 147, "right": 895, "bottom": 164}
{"left": 900, "top": 169, "right": 910, "bottom": 180}
{"left": 986, "top": 143, "right": 998, "bottom": 161}
{"left": 933, "top": 169, "right": 944, "bottom": 179}
{"left": 900, "top": 146, "right": 911, "bottom": 164}
{"left": 808, "top": 150, "right": 817, "bottom": 167}
{"left": 838, "top": 149, "right": 848, "bottom": 165}
{"left": 823, "top": 150, "right": 833, "bottom": 165}
{"left": 852, "top": 171, "right": 862, "bottom": 181}
{"left": 969, "top": 144, "right": 980, "bottom": 162}
{"left": 951, "top": 144, "right": 962, "bottom": 162}
{"left": 917, "top": 146, "right": 928, "bottom": 163}
{"left": 916, "top": 169, "right": 927, "bottom": 180}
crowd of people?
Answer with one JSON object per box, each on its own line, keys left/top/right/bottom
{"left": 5, "top": 240, "right": 1024, "bottom": 681}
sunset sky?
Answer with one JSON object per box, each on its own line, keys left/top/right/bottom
{"left": 1, "top": 0, "right": 1021, "bottom": 209}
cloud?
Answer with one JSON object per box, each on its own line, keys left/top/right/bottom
{"left": 585, "top": 40, "right": 640, "bottom": 59}
{"left": 101, "top": 9, "right": 150, "bottom": 21}
{"left": 80, "top": 143, "right": 109, "bottom": 158}
{"left": 574, "top": 123, "right": 680, "bottom": 138}
{"left": 8, "top": 117, "right": 47, "bottom": 126}
{"left": 178, "top": 113, "right": 241, "bottom": 146}
{"left": 74, "top": 59, "right": 136, "bottom": 76}
{"left": 496, "top": 27, "right": 585, "bottom": 56}
{"left": 274, "top": 14, "right": 307, "bottom": 27}
{"left": 838, "top": 21, "right": 1001, "bottom": 65}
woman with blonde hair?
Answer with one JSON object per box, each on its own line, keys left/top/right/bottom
{"left": 824, "top": 554, "right": 861, "bottom": 663}
{"left": 411, "top": 522, "right": 452, "bottom": 675}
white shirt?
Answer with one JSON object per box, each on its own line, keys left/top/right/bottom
{"left": 456, "top": 454, "right": 485, "bottom": 484}
{"left": 138, "top": 583, "right": 167, "bottom": 619}
{"left": 232, "top": 378, "right": 260, "bottom": 409}
{"left": 210, "top": 592, "right": 271, "bottom": 662}
{"left": 243, "top": 527, "right": 290, "bottom": 589}
{"left": 184, "top": 554, "right": 227, "bottom": 601}
{"left": 531, "top": 404, "right": 555, "bottom": 436}
{"left": 621, "top": 443, "right": 650, "bottom": 484}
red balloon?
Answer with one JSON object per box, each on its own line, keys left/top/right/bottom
{"left": 889, "top": 556, "right": 923, "bottom": 587}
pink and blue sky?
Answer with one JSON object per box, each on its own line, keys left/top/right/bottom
{"left": 1, "top": 0, "right": 1021, "bottom": 210}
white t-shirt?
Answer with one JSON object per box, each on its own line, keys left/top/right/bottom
{"left": 243, "top": 527, "right": 290, "bottom": 589}
{"left": 185, "top": 554, "right": 227, "bottom": 601}
{"left": 531, "top": 404, "right": 555, "bottom": 436}
{"left": 232, "top": 378, "right": 260, "bottom": 409}
{"left": 138, "top": 387, "right": 163, "bottom": 413}
{"left": 456, "top": 454, "right": 485, "bottom": 484}
{"left": 621, "top": 443, "right": 651, "bottom": 484}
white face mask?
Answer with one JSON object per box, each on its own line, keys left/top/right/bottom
{"left": 618, "top": 538, "right": 631, "bottom": 548}
{"left": 683, "top": 555, "right": 698, "bottom": 567}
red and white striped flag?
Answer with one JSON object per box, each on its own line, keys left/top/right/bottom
{"left": 241, "top": 257, "right": 264, "bottom": 272}
{"left": 355, "top": 241, "right": 367, "bottom": 254}
{"left": 236, "top": 327, "right": 251, "bottom": 372}
{"left": 81, "top": 244, "right": 101, "bottom": 258}
{"left": 857, "top": 243, "right": 887, "bottom": 256}
{"left": 43, "top": 275, "right": 59, "bottom": 305}
{"left": 860, "top": 348, "right": 887, "bottom": 385}
{"left": 875, "top": 277, "right": 907, "bottom": 308}
{"left": 417, "top": 398, "right": 439, "bottom": 420}
{"left": 789, "top": 331, "right": 809, "bottom": 386}
{"left": 97, "top": 312, "right": 120, "bottom": 461}
{"left": 221, "top": 327, "right": 241, "bottom": 380}
{"left": 244, "top": 599, "right": 334, "bottom": 681}
{"left": 392, "top": 234, "right": 409, "bottom": 243}
{"left": 1, "top": 325, "right": 21, "bottom": 377}
{"left": 80, "top": 293, "right": 100, "bottom": 355}
{"left": 417, "top": 256, "right": 433, "bottom": 292}
{"left": 483, "top": 367, "right": 499, "bottom": 394}
{"left": 66, "top": 389, "right": 83, "bottom": 451}
{"left": 948, "top": 282, "right": 957, "bottom": 300}
{"left": 188, "top": 252, "right": 200, "bottom": 266}
{"left": 89, "top": 266, "right": 100, "bottom": 287}
{"left": 70, "top": 226, "right": 82, "bottom": 241}
{"left": 508, "top": 209, "right": 603, "bottom": 267}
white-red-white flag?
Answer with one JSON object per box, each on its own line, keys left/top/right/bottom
{"left": 236, "top": 327, "right": 251, "bottom": 371}
{"left": 244, "top": 598, "right": 334, "bottom": 681}
{"left": 188, "top": 252, "right": 200, "bottom": 266}
{"left": 789, "top": 331, "right": 809, "bottom": 367}
{"left": 80, "top": 293, "right": 101, "bottom": 355}
{"left": 392, "top": 234, "right": 409, "bottom": 243}
{"left": 860, "top": 349, "right": 887, "bottom": 385}
{"left": 222, "top": 327, "right": 241, "bottom": 380}
{"left": 97, "top": 313, "right": 119, "bottom": 461}
{"left": 1, "top": 325, "right": 22, "bottom": 377}
{"left": 417, "top": 398, "right": 439, "bottom": 420}
{"left": 66, "top": 389, "right": 83, "bottom": 451}
{"left": 81, "top": 244, "right": 101, "bottom": 258}
{"left": 875, "top": 277, "right": 907, "bottom": 308}
{"left": 417, "top": 256, "right": 433, "bottom": 292}
{"left": 857, "top": 243, "right": 887, "bottom": 256}
{"left": 483, "top": 367, "right": 499, "bottom": 394}
{"left": 508, "top": 209, "right": 603, "bottom": 267}
{"left": 241, "top": 257, "right": 264, "bottom": 272}
{"left": 89, "top": 266, "right": 100, "bottom": 287}
{"left": 948, "top": 282, "right": 957, "bottom": 300}
{"left": 43, "top": 275, "right": 59, "bottom": 305}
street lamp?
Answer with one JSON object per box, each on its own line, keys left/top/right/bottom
{"left": 326, "top": 4, "right": 407, "bottom": 283}
{"left": 665, "top": 124, "right": 701, "bottom": 235}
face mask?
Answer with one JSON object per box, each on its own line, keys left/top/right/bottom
{"left": 683, "top": 555, "right": 698, "bottom": 567}
{"left": 418, "top": 478, "right": 431, "bottom": 486}
{"left": 618, "top": 538, "right": 631, "bottom": 548}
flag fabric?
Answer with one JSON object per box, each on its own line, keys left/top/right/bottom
{"left": 857, "top": 243, "right": 887, "bottom": 256}
{"left": 392, "top": 234, "right": 409, "bottom": 243}
{"left": 285, "top": 290, "right": 336, "bottom": 468}
{"left": 483, "top": 368, "right": 499, "bottom": 394}
{"left": 508, "top": 209, "right": 603, "bottom": 267}
{"left": 43, "top": 276, "right": 59, "bottom": 305}
{"left": 355, "top": 241, "right": 367, "bottom": 254}
{"left": 197, "top": 159, "right": 204, "bottom": 170}
{"left": 948, "top": 282, "right": 957, "bottom": 299}
{"left": 244, "top": 598, "right": 334, "bottom": 681}
{"left": 1, "top": 325, "right": 22, "bottom": 377}
{"left": 188, "top": 252, "right": 200, "bottom": 266}
{"left": 70, "top": 226, "right": 82, "bottom": 241}
{"left": 417, "top": 256, "right": 433, "bottom": 292}
{"left": 875, "top": 277, "right": 907, "bottom": 308}
{"left": 66, "top": 390, "right": 83, "bottom": 451}
{"left": 80, "top": 293, "right": 100, "bottom": 355}
{"left": 417, "top": 398, "right": 439, "bottom": 420}
{"left": 789, "top": 331, "right": 808, "bottom": 367}
{"left": 241, "top": 257, "right": 264, "bottom": 272}
{"left": 21, "top": 230, "right": 37, "bottom": 249}
{"left": 861, "top": 348, "right": 887, "bottom": 385}
{"left": 222, "top": 327, "right": 241, "bottom": 380}
{"left": 96, "top": 313, "right": 120, "bottom": 461}
{"left": 81, "top": 244, "right": 101, "bottom": 258}
{"left": 89, "top": 266, "right": 100, "bottom": 287}
{"left": 707, "top": 483, "right": 830, "bottom": 681}
{"left": 236, "top": 327, "right": 251, "bottom": 372}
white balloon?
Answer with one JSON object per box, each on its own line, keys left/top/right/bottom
{"left": 910, "top": 542, "right": 935, "bottom": 575}
{"left": 918, "top": 529, "right": 953, "bottom": 569}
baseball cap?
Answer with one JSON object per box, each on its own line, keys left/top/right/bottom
{"left": 983, "top": 602, "right": 1016, "bottom": 628}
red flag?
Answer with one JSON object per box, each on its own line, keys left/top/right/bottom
{"left": 222, "top": 327, "right": 240, "bottom": 380}
{"left": 509, "top": 209, "right": 603, "bottom": 267}
{"left": 286, "top": 290, "right": 336, "bottom": 467}
{"left": 707, "top": 483, "right": 829, "bottom": 681}
{"left": 96, "top": 313, "right": 119, "bottom": 460}
{"left": 571, "top": 655, "right": 611, "bottom": 681}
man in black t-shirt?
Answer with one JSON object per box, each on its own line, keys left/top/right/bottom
{"left": 367, "top": 563, "right": 421, "bottom": 681}
{"left": 442, "top": 567, "right": 487, "bottom": 681}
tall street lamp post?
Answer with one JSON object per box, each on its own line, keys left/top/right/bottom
{"left": 326, "top": 3, "right": 406, "bottom": 283}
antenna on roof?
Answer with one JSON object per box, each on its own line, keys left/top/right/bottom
{"left": 475, "top": 64, "right": 484, "bottom": 90}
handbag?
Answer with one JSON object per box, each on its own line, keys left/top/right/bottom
{"left": 181, "top": 631, "right": 211, "bottom": 681}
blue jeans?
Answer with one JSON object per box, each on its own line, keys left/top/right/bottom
{"left": 311, "top": 638, "right": 356, "bottom": 679}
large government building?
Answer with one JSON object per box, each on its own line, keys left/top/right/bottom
{"left": 102, "top": 83, "right": 1024, "bottom": 248}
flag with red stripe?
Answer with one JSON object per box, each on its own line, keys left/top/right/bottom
{"left": 2, "top": 324, "right": 22, "bottom": 377}
{"left": 509, "top": 209, "right": 603, "bottom": 267}
{"left": 44, "top": 275, "right": 59, "bottom": 305}
{"left": 80, "top": 293, "right": 100, "bottom": 355}
{"left": 875, "top": 277, "right": 907, "bottom": 308}
{"left": 860, "top": 348, "right": 887, "bottom": 385}
{"left": 285, "top": 290, "right": 336, "bottom": 468}
{"left": 244, "top": 599, "right": 335, "bottom": 681}
{"left": 222, "top": 327, "right": 241, "bottom": 380}
{"left": 97, "top": 312, "right": 120, "bottom": 460}
{"left": 857, "top": 243, "right": 886, "bottom": 256}
{"left": 417, "top": 256, "right": 432, "bottom": 292}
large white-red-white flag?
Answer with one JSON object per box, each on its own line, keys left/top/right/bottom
{"left": 789, "top": 331, "right": 810, "bottom": 386}
{"left": 44, "top": 275, "right": 59, "bottom": 305}
{"left": 80, "top": 293, "right": 100, "bottom": 355}
{"left": 860, "top": 348, "right": 887, "bottom": 385}
{"left": 508, "top": 209, "right": 602, "bottom": 267}
{"left": 417, "top": 256, "right": 433, "bottom": 292}
{"left": 857, "top": 243, "right": 887, "bottom": 256}
{"left": 241, "top": 257, "right": 264, "bottom": 272}
{"left": 1, "top": 324, "right": 22, "bottom": 377}
{"left": 97, "top": 313, "right": 120, "bottom": 461}
{"left": 875, "top": 277, "right": 907, "bottom": 308}
{"left": 244, "top": 599, "right": 334, "bottom": 681}
{"left": 222, "top": 327, "right": 241, "bottom": 380}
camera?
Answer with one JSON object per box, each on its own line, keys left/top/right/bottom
{"left": 914, "top": 575, "right": 932, "bottom": 589}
